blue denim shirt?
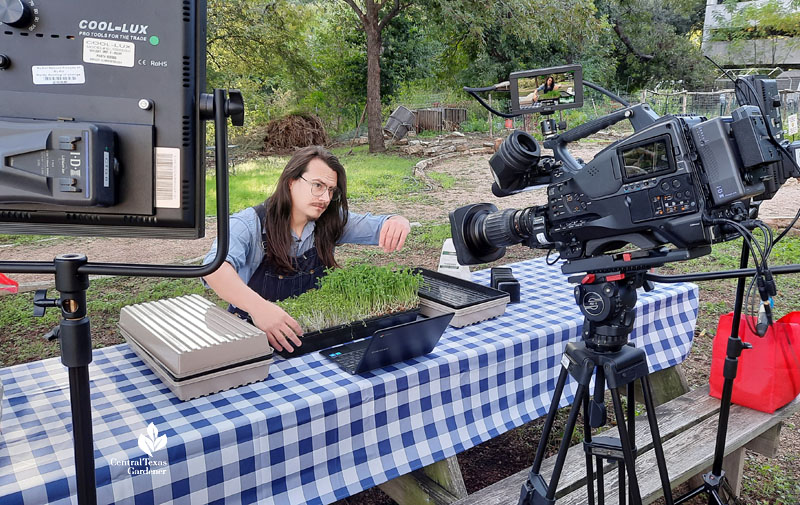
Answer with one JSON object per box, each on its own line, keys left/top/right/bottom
{"left": 203, "top": 207, "right": 391, "bottom": 286}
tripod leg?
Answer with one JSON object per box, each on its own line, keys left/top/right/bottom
{"left": 531, "top": 364, "right": 571, "bottom": 474}
{"left": 619, "top": 463, "right": 626, "bottom": 505}
{"left": 546, "top": 382, "right": 589, "bottom": 500}
{"left": 583, "top": 386, "right": 596, "bottom": 505}
{"left": 640, "top": 375, "right": 674, "bottom": 505}
{"left": 519, "top": 364, "right": 574, "bottom": 505}
{"left": 597, "top": 456, "right": 605, "bottom": 505}
{"left": 708, "top": 488, "right": 726, "bottom": 505}
{"left": 610, "top": 388, "right": 643, "bottom": 505}
{"left": 627, "top": 382, "right": 636, "bottom": 503}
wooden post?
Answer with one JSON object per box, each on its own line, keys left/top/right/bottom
{"left": 634, "top": 364, "right": 689, "bottom": 407}
{"left": 489, "top": 93, "right": 493, "bottom": 138}
{"left": 379, "top": 455, "right": 468, "bottom": 505}
{"left": 682, "top": 92, "right": 688, "bottom": 114}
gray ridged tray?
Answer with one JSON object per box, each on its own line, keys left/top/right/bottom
{"left": 417, "top": 269, "right": 510, "bottom": 327}
{"left": 124, "top": 336, "right": 270, "bottom": 401}
{"left": 119, "top": 294, "right": 273, "bottom": 400}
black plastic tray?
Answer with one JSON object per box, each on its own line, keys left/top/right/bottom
{"left": 416, "top": 268, "right": 508, "bottom": 309}
{"left": 277, "top": 308, "right": 420, "bottom": 358}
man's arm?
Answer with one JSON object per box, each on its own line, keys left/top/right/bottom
{"left": 204, "top": 262, "right": 303, "bottom": 353}
{"left": 340, "top": 212, "right": 411, "bottom": 252}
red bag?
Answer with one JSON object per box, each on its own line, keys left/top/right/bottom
{"left": 0, "top": 273, "right": 18, "bottom": 294}
{"left": 709, "top": 312, "right": 800, "bottom": 414}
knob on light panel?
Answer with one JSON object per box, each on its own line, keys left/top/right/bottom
{"left": 0, "top": 0, "right": 33, "bottom": 28}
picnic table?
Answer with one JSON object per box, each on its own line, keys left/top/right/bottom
{"left": 0, "top": 257, "right": 698, "bottom": 504}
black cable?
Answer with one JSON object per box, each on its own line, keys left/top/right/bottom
{"left": 463, "top": 88, "right": 517, "bottom": 119}
{"left": 744, "top": 271, "right": 761, "bottom": 335}
{"left": 582, "top": 81, "right": 630, "bottom": 107}
{"left": 713, "top": 219, "right": 764, "bottom": 271}
{"left": 546, "top": 247, "right": 560, "bottom": 265}
{"left": 771, "top": 207, "right": 800, "bottom": 249}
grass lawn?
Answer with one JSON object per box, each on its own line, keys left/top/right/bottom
{"left": 204, "top": 145, "right": 447, "bottom": 215}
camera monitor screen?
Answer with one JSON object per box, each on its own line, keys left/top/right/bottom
{"left": 0, "top": 0, "right": 207, "bottom": 239}
{"left": 619, "top": 136, "right": 675, "bottom": 181}
{"left": 509, "top": 65, "right": 583, "bottom": 115}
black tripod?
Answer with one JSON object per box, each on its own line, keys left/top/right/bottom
{"left": 519, "top": 270, "right": 673, "bottom": 505}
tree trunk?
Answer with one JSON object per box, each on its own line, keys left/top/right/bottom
{"left": 365, "top": 20, "right": 385, "bottom": 153}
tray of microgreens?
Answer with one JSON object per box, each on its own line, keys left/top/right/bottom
{"left": 274, "top": 265, "right": 423, "bottom": 357}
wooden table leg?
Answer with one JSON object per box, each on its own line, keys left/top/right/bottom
{"left": 635, "top": 364, "right": 690, "bottom": 407}
{"left": 378, "top": 455, "right": 468, "bottom": 505}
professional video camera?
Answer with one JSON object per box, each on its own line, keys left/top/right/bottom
{"left": 458, "top": 65, "right": 800, "bottom": 505}
{"left": 454, "top": 65, "right": 800, "bottom": 274}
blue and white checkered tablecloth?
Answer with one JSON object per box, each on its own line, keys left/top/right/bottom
{"left": 0, "top": 257, "right": 698, "bottom": 505}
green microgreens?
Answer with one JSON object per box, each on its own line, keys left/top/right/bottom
{"left": 275, "top": 264, "right": 422, "bottom": 332}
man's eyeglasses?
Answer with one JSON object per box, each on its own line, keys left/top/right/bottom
{"left": 299, "top": 175, "right": 340, "bottom": 201}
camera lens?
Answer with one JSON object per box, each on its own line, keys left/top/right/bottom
{"left": 468, "top": 207, "right": 544, "bottom": 249}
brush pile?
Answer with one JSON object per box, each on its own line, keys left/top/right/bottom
{"left": 262, "top": 114, "right": 329, "bottom": 153}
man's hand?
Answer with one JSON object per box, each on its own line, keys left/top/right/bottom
{"left": 251, "top": 300, "right": 304, "bottom": 353}
{"left": 203, "top": 262, "right": 303, "bottom": 352}
{"left": 379, "top": 215, "right": 411, "bottom": 252}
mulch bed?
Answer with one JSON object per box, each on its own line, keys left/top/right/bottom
{"left": 263, "top": 114, "right": 329, "bottom": 153}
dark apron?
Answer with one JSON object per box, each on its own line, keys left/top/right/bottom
{"left": 229, "top": 204, "right": 326, "bottom": 320}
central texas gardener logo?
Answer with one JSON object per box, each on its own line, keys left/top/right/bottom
{"left": 138, "top": 423, "right": 167, "bottom": 457}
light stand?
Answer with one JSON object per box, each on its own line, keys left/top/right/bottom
{"left": 673, "top": 242, "right": 751, "bottom": 504}
{"left": 0, "top": 88, "right": 240, "bottom": 505}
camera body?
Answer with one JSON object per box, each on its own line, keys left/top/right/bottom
{"left": 451, "top": 72, "right": 800, "bottom": 269}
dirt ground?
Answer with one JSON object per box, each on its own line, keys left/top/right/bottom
{"left": 2, "top": 135, "right": 799, "bottom": 503}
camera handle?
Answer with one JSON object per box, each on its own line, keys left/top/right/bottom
{"left": 543, "top": 103, "right": 660, "bottom": 173}
{"left": 0, "top": 89, "right": 240, "bottom": 505}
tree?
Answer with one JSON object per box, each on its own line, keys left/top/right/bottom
{"left": 599, "top": 0, "right": 713, "bottom": 90}
{"left": 427, "top": 0, "right": 609, "bottom": 87}
{"left": 341, "top": 1, "right": 410, "bottom": 153}
{"left": 206, "top": 0, "right": 314, "bottom": 127}
{"left": 710, "top": 0, "right": 800, "bottom": 67}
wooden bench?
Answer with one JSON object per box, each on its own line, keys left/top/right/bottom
{"left": 452, "top": 386, "right": 800, "bottom": 505}
{"left": 375, "top": 365, "right": 689, "bottom": 505}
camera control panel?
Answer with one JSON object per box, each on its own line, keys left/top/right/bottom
{"left": 628, "top": 173, "right": 698, "bottom": 223}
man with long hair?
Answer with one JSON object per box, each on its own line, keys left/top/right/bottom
{"left": 203, "top": 146, "right": 411, "bottom": 352}
{"left": 533, "top": 76, "right": 558, "bottom": 102}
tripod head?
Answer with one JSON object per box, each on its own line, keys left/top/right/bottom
{"left": 569, "top": 270, "right": 654, "bottom": 352}
{"left": 561, "top": 247, "right": 708, "bottom": 352}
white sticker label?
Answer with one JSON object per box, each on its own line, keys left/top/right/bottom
{"left": 787, "top": 114, "right": 798, "bottom": 136}
{"left": 104, "top": 152, "right": 110, "bottom": 188}
{"left": 155, "top": 148, "right": 180, "bottom": 209}
{"left": 83, "top": 38, "right": 135, "bottom": 67}
{"left": 561, "top": 354, "right": 570, "bottom": 369}
{"left": 32, "top": 65, "right": 86, "bottom": 85}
